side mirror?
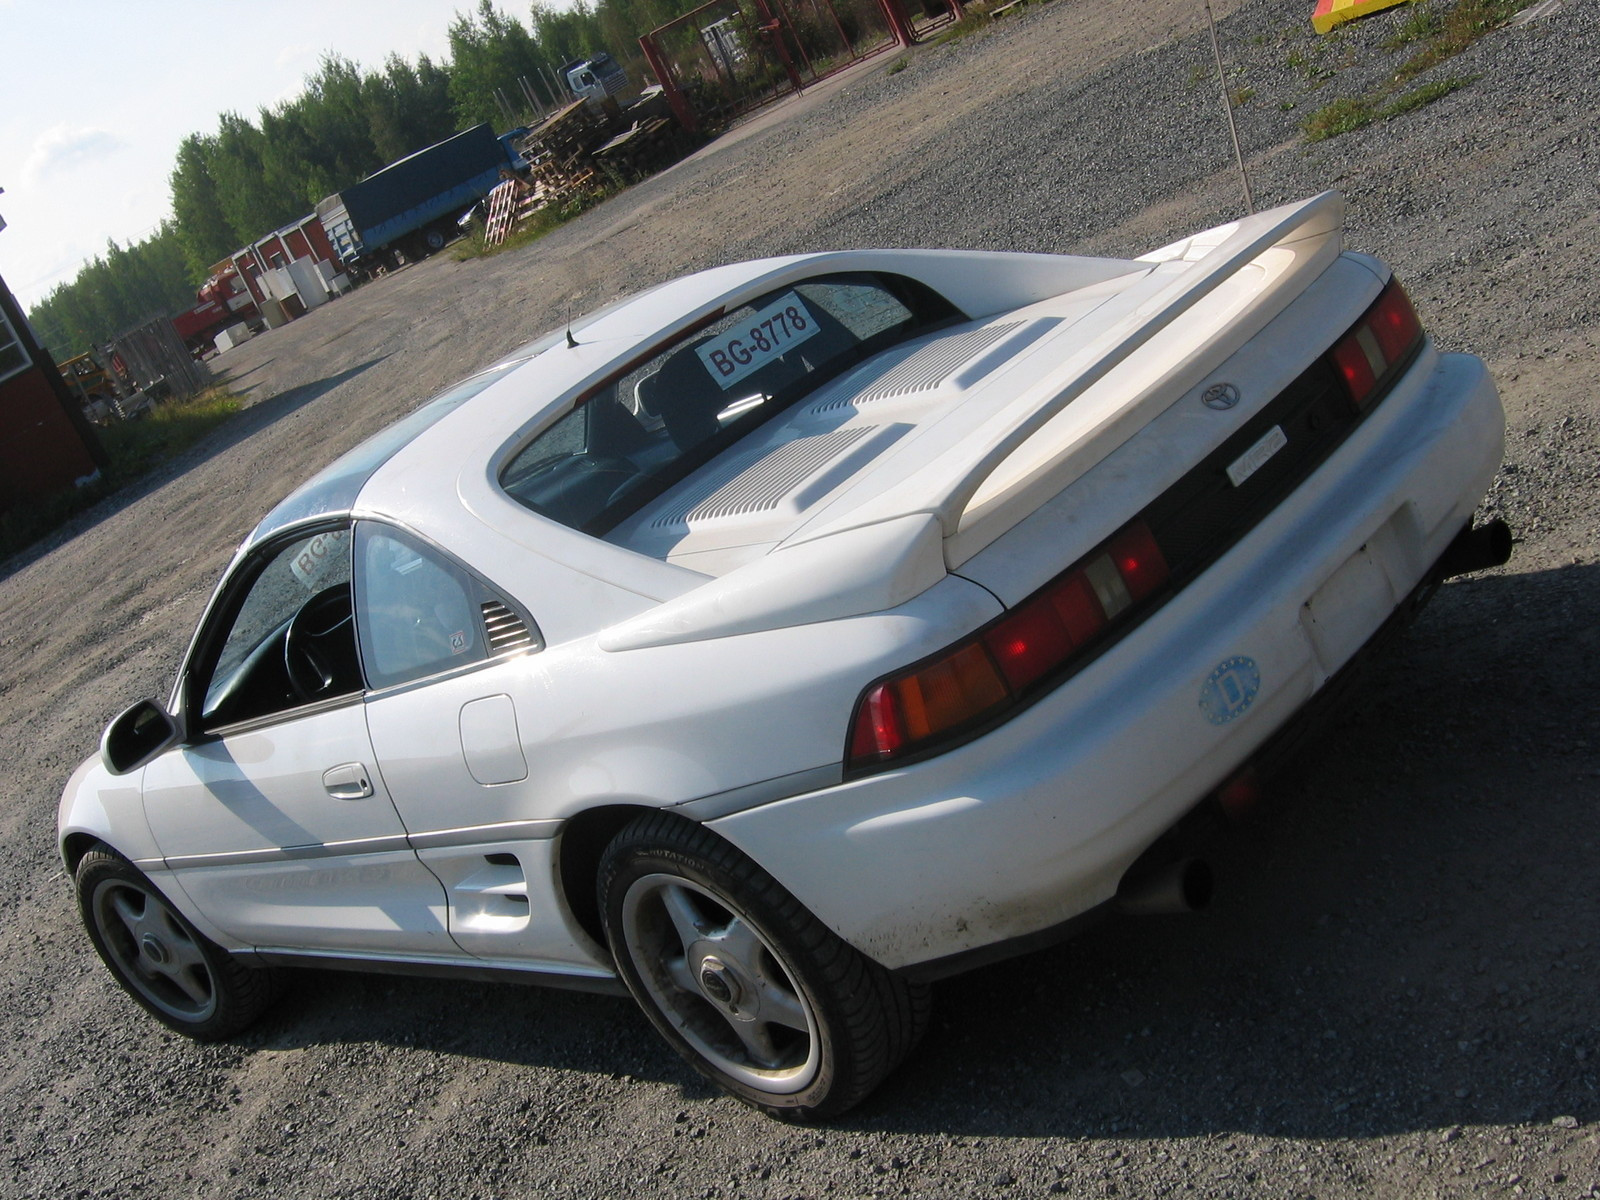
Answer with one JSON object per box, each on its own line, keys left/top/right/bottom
{"left": 101, "top": 699, "right": 182, "bottom": 776}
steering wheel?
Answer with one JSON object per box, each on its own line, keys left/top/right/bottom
{"left": 284, "top": 584, "right": 358, "bottom": 703}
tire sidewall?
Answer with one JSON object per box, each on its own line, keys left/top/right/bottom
{"left": 74, "top": 848, "right": 264, "bottom": 1042}
{"left": 600, "top": 837, "right": 847, "bottom": 1117}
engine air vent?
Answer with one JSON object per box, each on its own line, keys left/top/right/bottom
{"left": 812, "top": 322, "right": 1024, "bottom": 412}
{"left": 652, "top": 426, "right": 875, "bottom": 527}
{"left": 482, "top": 600, "right": 536, "bottom": 654}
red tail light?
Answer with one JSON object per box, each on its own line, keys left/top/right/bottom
{"left": 1331, "top": 279, "right": 1423, "bottom": 411}
{"left": 848, "top": 519, "right": 1170, "bottom": 771}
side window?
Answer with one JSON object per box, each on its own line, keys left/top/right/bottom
{"left": 197, "top": 528, "right": 359, "bottom": 728}
{"left": 355, "top": 524, "right": 539, "bottom": 690}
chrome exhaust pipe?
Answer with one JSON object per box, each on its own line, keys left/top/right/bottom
{"left": 1435, "top": 518, "right": 1513, "bottom": 579}
{"left": 1116, "top": 857, "right": 1213, "bottom": 916}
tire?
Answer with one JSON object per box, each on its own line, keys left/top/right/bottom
{"left": 422, "top": 226, "right": 448, "bottom": 253}
{"left": 598, "top": 812, "right": 929, "bottom": 1120}
{"left": 75, "top": 845, "right": 278, "bottom": 1041}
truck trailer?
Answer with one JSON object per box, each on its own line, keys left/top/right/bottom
{"left": 315, "top": 125, "right": 511, "bottom": 274}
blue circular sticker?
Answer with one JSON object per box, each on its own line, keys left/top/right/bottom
{"left": 1199, "top": 656, "right": 1261, "bottom": 726}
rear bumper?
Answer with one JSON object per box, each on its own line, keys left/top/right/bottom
{"left": 709, "top": 350, "right": 1504, "bottom": 971}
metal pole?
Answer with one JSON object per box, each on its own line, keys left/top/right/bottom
{"left": 1204, "top": 0, "right": 1253, "bottom": 215}
{"left": 640, "top": 33, "right": 698, "bottom": 133}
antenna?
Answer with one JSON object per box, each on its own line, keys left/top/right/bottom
{"left": 565, "top": 303, "right": 578, "bottom": 348}
{"left": 1204, "top": 0, "right": 1255, "bottom": 216}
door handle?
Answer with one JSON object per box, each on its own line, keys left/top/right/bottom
{"left": 322, "top": 762, "right": 374, "bottom": 800}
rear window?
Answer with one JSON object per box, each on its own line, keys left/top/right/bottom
{"left": 499, "top": 273, "right": 959, "bottom": 535}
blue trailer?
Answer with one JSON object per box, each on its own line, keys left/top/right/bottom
{"left": 315, "top": 124, "right": 511, "bottom": 273}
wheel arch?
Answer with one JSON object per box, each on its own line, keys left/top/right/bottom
{"left": 61, "top": 831, "right": 106, "bottom": 873}
{"left": 556, "top": 803, "right": 661, "bottom": 950}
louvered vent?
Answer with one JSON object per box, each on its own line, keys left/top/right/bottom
{"left": 652, "top": 426, "right": 875, "bottom": 528}
{"left": 481, "top": 600, "right": 536, "bottom": 654}
{"left": 811, "top": 322, "right": 1024, "bottom": 412}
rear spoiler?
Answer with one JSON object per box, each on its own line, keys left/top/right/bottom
{"left": 786, "top": 192, "right": 1348, "bottom": 569}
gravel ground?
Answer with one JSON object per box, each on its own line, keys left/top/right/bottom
{"left": 2, "top": 0, "right": 1597, "bottom": 1196}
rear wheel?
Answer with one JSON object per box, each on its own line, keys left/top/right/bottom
{"left": 75, "top": 845, "right": 278, "bottom": 1040}
{"left": 598, "top": 812, "right": 928, "bottom": 1119}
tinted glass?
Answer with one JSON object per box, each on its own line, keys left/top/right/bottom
{"left": 499, "top": 273, "right": 957, "bottom": 536}
{"left": 356, "top": 527, "right": 486, "bottom": 689}
{"left": 200, "top": 529, "right": 356, "bottom": 725}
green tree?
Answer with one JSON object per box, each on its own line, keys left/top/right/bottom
{"left": 364, "top": 54, "right": 460, "bottom": 162}
{"left": 209, "top": 113, "right": 302, "bottom": 239}
{"left": 532, "top": 0, "right": 606, "bottom": 71}
{"left": 28, "top": 223, "right": 195, "bottom": 357}
{"left": 170, "top": 134, "right": 238, "bottom": 277}
{"left": 449, "top": 1, "right": 550, "bottom": 127}
{"left": 299, "top": 55, "right": 387, "bottom": 187}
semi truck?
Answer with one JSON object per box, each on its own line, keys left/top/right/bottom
{"left": 315, "top": 124, "right": 513, "bottom": 275}
{"left": 565, "top": 54, "right": 628, "bottom": 104}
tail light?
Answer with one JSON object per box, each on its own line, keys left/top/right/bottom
{"left": 847, "top": 520, "right": 1169, "bottom": 771}
{"left": 1330, "top": 279, "right": 1423, "bottom": 411}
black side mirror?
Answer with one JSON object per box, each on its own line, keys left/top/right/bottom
{"left": 101, "top": 700, "right": 182, "bottom": 775}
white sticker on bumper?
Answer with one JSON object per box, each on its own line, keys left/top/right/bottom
{"left": 1227, "top": 424, "right": 1289, "bottom": 487}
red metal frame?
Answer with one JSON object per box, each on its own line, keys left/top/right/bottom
{"left": 641, "top": 0, "right": 909, "bottom": 134}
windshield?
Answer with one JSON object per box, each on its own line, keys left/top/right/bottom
{"left": 498, "top": 272, "right": 960, "bottom": 536}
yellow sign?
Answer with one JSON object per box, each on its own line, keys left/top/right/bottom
{"left": 1313, "top": 0, "right": 1414, "bottom": 34}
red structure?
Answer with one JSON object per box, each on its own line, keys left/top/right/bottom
{"left": 0, "top": 266, "right": 107, "bottom": 514}
{"left": 640, "top": 0, "right": 927, "bottom": 134}
{"left": 217, "top": 214, "right": 344, "bottom": 327}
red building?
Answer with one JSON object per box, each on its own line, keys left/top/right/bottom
{"left": 0, "top": 263, "right": 108, "bottom": 515}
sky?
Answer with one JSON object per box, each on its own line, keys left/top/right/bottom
{"left": 0, "top": 0, "right": 523, "bottom": 312}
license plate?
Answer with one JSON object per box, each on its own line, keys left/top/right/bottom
{"left": 697, "top": 292, "right": 821, "bottom": 389}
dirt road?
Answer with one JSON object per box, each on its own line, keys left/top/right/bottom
{"left": 3, "top": 0, "right": 1596, "bottom": 1196}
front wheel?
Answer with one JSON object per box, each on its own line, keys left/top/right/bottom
{"left": 598, "top": 813, "right": 928, "bottom": 1119}
{"left": 75, "top": 845, "right": 278, "bottom": 1040}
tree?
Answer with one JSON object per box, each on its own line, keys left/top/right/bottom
{"left": 170, "top": 134, "right": 238, "bottom": 277}
{"left": 532, "top": 0, "right": 606, "bottom": 72}
{"left": 299, "top": 55, "right": 387, "bottom": 187}
{"left": 28, "top": 224, "right": 195, "bottom": 357}
{"left": 209, "top": 113, "right": 303, "bottom": 240}
{"left": 448, "top": 1, "right": 551, "bottom": 128}
{"left": 363, "top": 54, "right": 460, "bottom": 163}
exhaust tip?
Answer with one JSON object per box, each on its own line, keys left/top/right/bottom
{"left": 1438, "top": 518, "right": 1513, "bottom": 579}
{"left": 1117, "top": 857, "right": 1213, "bottom": 916}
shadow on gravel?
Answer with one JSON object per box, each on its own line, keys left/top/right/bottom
{"left": 214, "top": 356, "right": 277, "bottom": 401}
{"left": 198, "top": 357, "right": 387, "bottom": 460}
{"left": 243, "top": 971, "right": 703, "bottom": 1093}
{"left": 0, "top": 358, "right": 385, "bottom": 587}
{"left": 176, "top": 565, "right": 1596, "bottom": 1138}
{"left": 848, "top": 563, "right": 1600, "bottom": 1140}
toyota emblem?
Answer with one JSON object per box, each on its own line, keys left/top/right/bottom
{"left": 1202, "top": 382, "right": 1241, "bottom": 410}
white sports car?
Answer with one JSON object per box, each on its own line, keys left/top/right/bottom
{"left": 61, "top": 193, "right": 1508, "bottom": 1118}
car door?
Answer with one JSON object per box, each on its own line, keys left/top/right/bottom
{"left": 352, "top": 522, "right": 605, "bottom": 974}
{"left": 140, "top": 524, "right": 455, "bottom": 956}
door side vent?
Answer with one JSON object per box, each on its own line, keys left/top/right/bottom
{"left": 482, "top": 600, "right": 536, "bottom": 654}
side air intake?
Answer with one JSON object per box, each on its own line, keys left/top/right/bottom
{"left": 482, "top": 600, "right": 537, "bottom": 654}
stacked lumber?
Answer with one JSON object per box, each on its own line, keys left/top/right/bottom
{"left": 518, "top": 101, "right": 612, "bottom": 197}
{"left": 593, "top": 117, "right": 681, "bottom": 185}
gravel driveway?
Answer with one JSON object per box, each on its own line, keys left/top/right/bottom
{"left": 3, "top": 1, "right": 1596, "bottom": 1196}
